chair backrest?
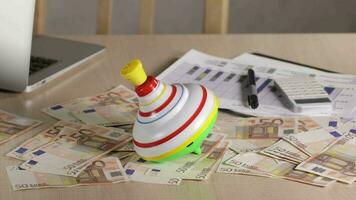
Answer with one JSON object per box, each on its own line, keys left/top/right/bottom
{"left": 34, "top": 0, "right": 230, "bottom": 35}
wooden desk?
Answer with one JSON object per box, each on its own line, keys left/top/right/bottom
{"left": 1, "top": 34, "right": 356, "bottom": 200}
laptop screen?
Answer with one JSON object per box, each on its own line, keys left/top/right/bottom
{"left": 0, "top": 0, "right": 35, "bottom": 91}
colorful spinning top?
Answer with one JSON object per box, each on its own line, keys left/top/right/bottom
{"left": 120, "top": 60, "right": 218, "bottom": 162}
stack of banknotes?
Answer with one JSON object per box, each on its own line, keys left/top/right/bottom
{"left": 4, "top": 85, "right": 230, "bottom": 190}
{"left": 5, "top": 120, "right": 133, "bottom": 190}
{"left": 3, "top": 85, "right": 356, "bottom": 190}
{"left": 4, "top": 120, "right": 230, "bottom": 189}
{"left": 215, "top": 114, "right": 356, "bottom": 187}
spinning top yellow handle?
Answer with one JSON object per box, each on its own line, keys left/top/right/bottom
{"left": 120, "top": 59, "right": 147, "bottom": 86}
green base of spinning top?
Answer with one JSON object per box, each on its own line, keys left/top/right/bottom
{"left": 149, "top": 111, "right": 218, "bottom": 163}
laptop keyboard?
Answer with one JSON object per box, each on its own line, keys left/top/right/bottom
{"left": 30, "top": 56, "right": 58, "bottom": 75}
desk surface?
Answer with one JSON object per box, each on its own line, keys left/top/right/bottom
{"left": 1, "top": 34, "right": 356, "bottom": 200}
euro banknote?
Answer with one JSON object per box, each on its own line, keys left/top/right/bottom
{"left": 258, "top": 151, "right": 299, "bottom": 165}
{"left": 7, "top": 121, "right": 83, "bottom": 160}
{"left": 225, "top": 152, "right": 294, "bottom": 177}
{"left": 296, "top": 129, "right": 356, "bottom": 184}
{"left": 125, "top": 133, "right": 225, "bottom": 180}
{"left": 20, "top": 125, "right": 132, "bottom": 177}
{"left": 225, "top": 152, "right": 335, "bottom": 187}
{"left": 297, "top": 116, "right": 339, "bottom": 132}
{"left": 179, "top": 141, "right": 229, "bottom": 180}
{"left": 108, "top": 151, "right": 138, "bottom": 166}
{"left": 216, "top": 150, "right": 272, "bottom": 177}
{"left": 260, "top": 139, "right": 309, "bottom": 163}
{"left": 6, "top": 157, "right": 128, "bottom": 191}
{"left": 123, "top": 138, "right": 227, "bottom": 184}
{"left": 42, "top": 85, "right": 137, "bottom": 122}
{"left": 124, "top": 162, "right": 182, "bottom": 185}
{"left": 0, "top": 109, "right": 41, "bottom": 145}
{"left": 283, "top": 127, "right": 342, "bottom": 156}
{"left": 114, "top": 140, "right": 135, "bottom": 152}
{"left": 215, "top": 116, "right": 340, "bottom": 139}
{"left": 336, "top": 120, "right": 356, "bottom": 134}
{"left": 73, "top": 103, "right": 137, "bottom": 126}
{"left": 229, "top": 139, "right": 277, "bottom": 153}
{"left": 108, "top": 125, "right": 134, "bottom": 136}
{"left": 218, "top": 117, "right": 298, "bottom": 139}
{"left": 23, "top": 127, "right": 79, "bottom": 161}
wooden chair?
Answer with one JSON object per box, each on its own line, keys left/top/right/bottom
{"left": 34, "top": 0, "right": 230, "bottom": 35}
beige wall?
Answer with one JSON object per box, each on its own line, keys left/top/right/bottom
{"left": 46, "top": 0, "right": 356, "bottom": 34}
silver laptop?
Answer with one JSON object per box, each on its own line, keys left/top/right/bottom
{"left": 0, "top": 0, "right": 105, "bottom": 92}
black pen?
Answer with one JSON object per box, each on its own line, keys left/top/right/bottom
{"left": 247, "top": 68, "right": 259, "bottom": 109}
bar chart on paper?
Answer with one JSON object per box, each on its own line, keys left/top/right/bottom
{"left": 160, "top": 62, "right": 286, "bottom": 112}
{"left": 158, "top": 50, "right": 356, "bottom": 118}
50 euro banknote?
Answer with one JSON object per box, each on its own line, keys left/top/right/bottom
{"left": 179, "top": 141, "right": 229, "bottom": 180}
{"left": 20, "top": 125, "right": 132, "bottom": 177}
{"left": 7, "top": 121, "right": 83, "bottom": 160}
{"left": 73, "top": 103, "right": 137, "bottom": 127}
{"left": 123, "top": 140, "right": 229, "bottom": 185}
{"left": 0, "top": 109, "right": 41, "bottom": 145}
{"left": 7, "top": 156, "right": 128, "bottom": 191}
{"left": 216, "top": 149, "right": 273, "bottom": 177}
{"left": 42, "top": 85, "right": 137, "bottom": 123}
{"left": 229, "top": 139, "right": 277, "bottom": 153}
{"left": 124, "top": 162, "right": 182, "bottom": 185}
{"left": 296, "top": 129, "right": 356, "bottom": 184}
{"left": 124, "top": 132, "right": 226, "bottom": 183}
{"left": 216, "top": 117, "right": 297, "bottom": 139}
{"left": 283, "top": 127, "right": 343, "bottom": 156}
{"left": 260, "top": 139, "right": 310, "bottom": 163}
{"left": 214, "top": 116, "right": 340, "bottom": 140}
{"left": 131, "top": 140, "right": 230, "bottom": 182}
{"left": 225, "top": 152, "right": 335, "bottom": 187}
